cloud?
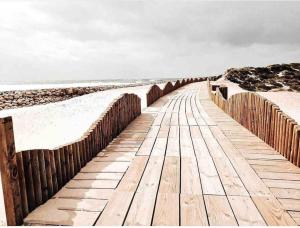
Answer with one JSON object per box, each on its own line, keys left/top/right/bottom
{"left": 0, "top": 0, "right": 300, "bottom": 82}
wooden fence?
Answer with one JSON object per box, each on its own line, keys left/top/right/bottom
{"left": 207, "top": 80, "right": 300, "bottom": 167}
{"left": 0, "top": 93, "right": 141, "bottom": 225}
{"left": 146, "top": 76, "right": 221, "bottom": 106}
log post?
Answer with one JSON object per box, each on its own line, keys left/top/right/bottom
{"left": 0, "top": 117, "right": 23, "bottom": 225}
{"left": 219, "top": 86, "right": 228, "bottom": 99}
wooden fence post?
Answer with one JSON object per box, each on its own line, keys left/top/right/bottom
{"left": 0, "top": 117, "right": 23, "bottom": 225}
{"left": 219, "top": 86, "right": 228, "bottom": 99}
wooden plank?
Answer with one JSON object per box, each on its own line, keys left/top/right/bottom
{"left": 168, "top": 125, "right": 179, "bottom": 138}
{"left": 54, "top": 188, "right": 113, "bottom": 200}
{"left": 270, "top": 187, "right": 300, "bottom": 199}
{"left": 166, "top": 138, "right": 180, "bottom": 157}
{"left": 146, "top": 126, "right": 160, "bottom": 138}
{"left": 179, "top": 95, "right": 188, "bottom": 126}
{"left": 208, "top": 125, "right": 296, "bottom": 225}
{"left": 180, "top": 126, "right": 194, "bottom": 157}
{"left": 288, "top": 211, "right": 300, "bottom": 225}
{"left": 136, "top": 156, "right": 164, "bottom": 192}
{"left": 242, "top": 153, "right": 286, "bottom": 160}
{"left": 95, "top": 191, "right": 134, "bottom": 226}
{"left": 81, "top": 161, "right": 129, "bottom": 173}
{"left": 200, "top": 126, "right": 224, "bottom": 158}
{"left": 94, "top": 152, "right": 135, "bottom": 162}
{"left": 252, "top": 196, "right": 296, "bottom": 225}
{"left": 152, "top": 193, "right": 179, "bottom": 226}
{"left": 197, "top": 156, "right": 225, "bottom": 195}
{"left": 209, "top": 126, "right": 282, "bottom": 196}
{"left": 53, "top": 198, "right": 107, "bottom": 212}
{"left": 228, "top": 196, "right": 266, "bottom": 225}
{"left": 158, "top": 157, "right": 180, "bottom": 193}
{"left": 195, "top": 93, "right": 216, "bottom": 125}
{"left": 24, "top": 209, "right": 100, "bottom": 226}
{"left": 263, "top": 179, "right": 300, "bottom": 190}
{"left": 166, "top": 126, "right": 179, "bottom": 157}
{"left": 24, "top": 198, "right": 105, "bottom": 226}
{"left": 152, "top": 112, "right": 165, "bottom": 126}
{"left": 190, "top": 126, "right": 225, "bottom": 195}
{"left": 102, "top": 147, "right": 139, "bottom": 152}
{"left": 186, "top": 94, "right": 198, "bottom": 126}
{"left": 200, "top": 126, "right": 248, "bottom": 196}
{"left": 181, "top": 158, "right": 202, "bottom": 195}
{"left": 257, "top": 171, "right": 300, "bottom": 181}
{"left": 161, "top": 112, "right": 172, "bottom": 126}
{"left": 180, "top": 194, "right": 208, "bottom": 226}
{"left": 73, "top": 172, "right": 123, "bottom": 180}
{"left": 191, "top": 94, "right": 206, "bottom": 125}
{"left": 124, "top": 191, "right": 157, "bottom": 226}
{"left": 213, "top": 158, "right": 249, "bottom": 196}
{"left": 248, "top": 159, "right": 291, "bottom": 166}
{"left": 136, "top": 138, "right": 156, "bottom": 156}
{"left": 125, "top": 156, "right": 164, "bottom": 225}
{"left": 151, "top": 138, "right": 167, "bottom": 156}
{"left": 117, "top": 156, "right": 148, "bottom": 192}
{"left": 278, "top": 198, "right": 300, "bottom": 211}
{"left": 170, "top": 112, "right": 179, "bottom": 126}
{"left": 251, "top": 164, "right": 300, "bottom": 173}
{"left": 204, "top": 195, "right": 237, "bottom": 226}
{"left": 65, "top": 179, "right": 118, "bottom": 189}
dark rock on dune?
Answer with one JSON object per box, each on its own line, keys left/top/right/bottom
{"left": 224, "top": 63, "right": 300, "bottom": 92}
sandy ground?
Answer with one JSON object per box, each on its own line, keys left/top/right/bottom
{"left": 0, "top": 84, "right": 166, "bottom": 152}
{"left": 0, "top": 83, "right": 166, "bottom": 225}
{"left": 257, "top": 92, "right": 300, "bottom": 124}
{"left": 215, "top": 79, "right": 300, "bottom": 124}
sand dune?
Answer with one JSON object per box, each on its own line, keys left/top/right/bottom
{"left": 0, "top": 83, "right": 166, "bottom": 225}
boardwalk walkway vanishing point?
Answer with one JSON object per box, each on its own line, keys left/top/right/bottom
{"left": 12, "top": 82, "right": 300, "bottom": 225}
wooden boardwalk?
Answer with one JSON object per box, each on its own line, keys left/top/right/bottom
{"left": 24, "top": 82, "right": 300, "bottom": 226}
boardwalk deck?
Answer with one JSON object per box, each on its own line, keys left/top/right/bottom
{"left": 24, "top": 82, "right": 300, "bottom": 226}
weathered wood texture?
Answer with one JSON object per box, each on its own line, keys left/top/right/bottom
{"left": 0, "top": 93, "right": 141, "bottom": 225}
{"left": 208, "top": 80, "right": 300, "bottom": 168}
{"left": 0, "top": 117, "right": 23, "bottom": 225}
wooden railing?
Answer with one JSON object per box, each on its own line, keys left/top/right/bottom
{"left": 146, "top": 77, "right": 220, "bottom": 106}
{"left": 208, "top": 80, "right": 300, "bottom": 167}
{"left": 0, "top": 93, "right": 141, "bottom": 225}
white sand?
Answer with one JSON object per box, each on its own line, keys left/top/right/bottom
{"left": 0, "top": 84, "right": 166, "bottom": 152}
{"left": 215, "top": 79, "right": 300, "bottom": 124}
{"left": 257, "top": 92, "right": 300, "bottom": 124}
{"left": 0, "top": 83, "right": 165, "bottom": 225}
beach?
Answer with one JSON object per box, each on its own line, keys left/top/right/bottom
{"left": 0, "top": 81, "right": 167, "bottom": 225}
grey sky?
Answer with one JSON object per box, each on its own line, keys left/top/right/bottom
{"left": 0, "top": 0, "right": 300, "bottom": 82}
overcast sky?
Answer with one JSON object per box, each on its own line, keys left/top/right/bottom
{"left": 0, "top": 1, "right": 300, "bottom": 82}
